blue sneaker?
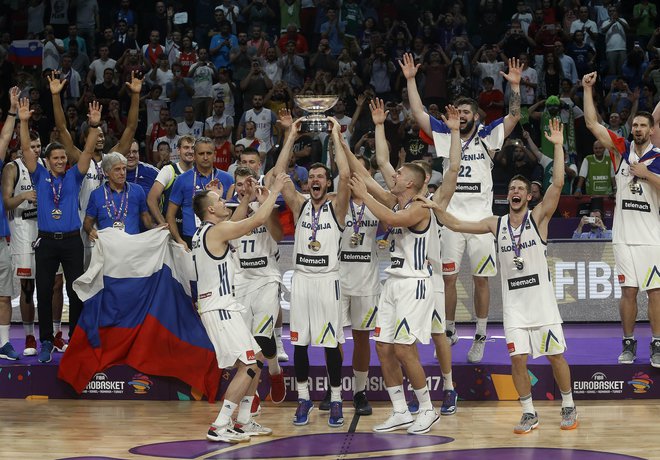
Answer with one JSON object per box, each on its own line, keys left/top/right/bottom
{"left": 0, "top": 342, "right": 20, "bottom": 360}
{"left": 293, "top": 399, "right": 314, "bottom": 426}
{"left": 38, "top": 340, "right": 54, "bottom": 363}
{"left": 407, "top": 397, "right": 420, "bottom": 415}
{"left": 440, "top": 389, "right": 458, "bottom": 415}
{"left": 328, "top": 401, "right": 344, "bottom": 427}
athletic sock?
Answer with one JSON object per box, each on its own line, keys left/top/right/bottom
{"left": 330, "top": 385, "right": 342, "bottom": 403}
{"left": 297, "top": 379, "right": 310, "bottom": 401}
{"left": 475, "top": 317, "right": 488, "bottom": 337}
{"left": 623, "top": 335, "right": 635, "bottom": 340}
{"left": 274, "top": 327, "right": 284, "bottom": 345}
{"left": 442, "top": 372, "right": 454, "bottom": 391}
{"left": 387, "top": 385, "right": 407, "bottom": 413}
{"left": 561, "top": 390, "right": 574, "bottom": 409}
{"left": 0, "top": 324, "right": 9, "bottom": 346}
{"left": 23, "top": 322, "right": 34, "bottom": 336}
{"left": 520, "top": 394, "right": 535, "bottom": 414}
{"left": 353, "top": 370, "right": 368, "bottom": 393}
{"left": 267, "top": 356, "right": 281, "bottom": 375}
{"left": 236, "top": 396, "right": 254, "bottom": 424}
{"left": 414, "top": 385, "right": 433, "bottom": 411}
{"left": 53, "top": 321, "right": 61, "bottom": 334}
{"left": 214, "top": 400, "right": 238, "bottom": 426}
{"left": 446, "top": 320, "right": 456, "bottom": 335}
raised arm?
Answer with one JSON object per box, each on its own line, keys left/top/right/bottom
{"left": 582, "top": 72, "right": 620, "bottom": 163}
{"left": 328, "top": 119, "right": 350, "bottom": 225}
{"left": 422, "top": 198, "right": 497, "bottom": 235}
{"left": 112, "top": 71, "right": 144, "bottom": 155}
{"left": 532, "top": 118, "right": 564, "bottom": 224}
{"left": 49, "top": 71, "right": 83, "bottom": 163}
{"left": 18, "top": 98, "right": 37, "bottom": 174}
{"left": 432, "top": 105, "right": 461, "bottom": 211}
{"left": 270, "top": 118, "right": 305, "bottom": 217}
{"left": 370, "top": 98, "right": 396, "bottom": 189}
{"left": 501, "top": 57, "right": 522, "bottom": 136}
{"left": 76, "top": 102, "right": 103, "bottom": 176}
{"left": 0, "top": 87, "right": 19, "bottom": 161}
{"left": 399, "top": 53, "right": 431, "bottom": 135}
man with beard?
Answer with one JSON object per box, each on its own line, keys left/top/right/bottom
{"left": 147, "top": 135, "right": 195, "bottom": 235}
{"left": 270, "top": 117, "right": 350, "bottom": 428}
{"left": 48, "top": 70, "right": 143, "bottom": 269}
{"left": 583, "top": 71, "right": 660, "bottom": 367}
{"left": 420, "top": 119, "right": 578, "bottom": 434}
{"left": 400, "top": 52, "right": 522, "bottom": 363}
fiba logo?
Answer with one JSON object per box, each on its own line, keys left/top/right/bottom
{"left": 628, "top": 372, "right": 654, "bottom": 394}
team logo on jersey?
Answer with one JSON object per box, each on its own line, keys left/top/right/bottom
{"left": 541, "top": 329, "right": 564, "bottom": 354}
{"left": 475, "top": 255, "right": 496, "bottom": 276}
{"left": 240, "top": 257, "right": 268, "bottom": 268}
{"left": 618, "top": 274, "right": 626, "bottom": 284}
{"left": 341, "top": 252, "right": 371, "bottom": 262}
{"left": 296, "top": 254, "right": 329, "bottom": 266}
{"left": 644, "top": 266, "right": 660, "bottom": 289}
{"left": 246, "top": 350, "right": 256, "bottom": 361}
{"left": 507, "top": 342, "right": 516, "bottom": 354}
{"left": 508, "top": 274, "right": 540, "bottom": 290}
{"left": 455, "top": 183, "right": 481, "bottom": 193}
{"left": 622, "top": 200, "right": 650, "bottom": 212}
{"left": 442, "top": 261, "right": 456, "bottom": 273}
{"left": 373, "top": 327, "right": 381, "bottom": 337}
{"left": 290, "top": 331, "right": 299, "bottom": 342}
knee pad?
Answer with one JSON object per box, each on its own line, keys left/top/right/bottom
{"left": 255, "top": 335, "right": 277, "bottom": 359}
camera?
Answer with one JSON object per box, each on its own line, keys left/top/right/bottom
{"left": 585, "top": 216, "right": 596, "bottom": 224}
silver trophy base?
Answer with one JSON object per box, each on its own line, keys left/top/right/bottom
{"left": 300, "top": 118, "right": 332, "bottom": 133}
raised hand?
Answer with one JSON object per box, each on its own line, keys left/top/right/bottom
{"left": 348, "top": 173, "right": 368, "bottom": 199}
{"left": 205, "top": 178, "right": 224, "bottom": 197}
{"left": 9, "top": 86, "right": 20, "bottom": 109}
{"left": 17, "top": 97, "right": 33, "bottom": 122}
{"left": 369, "top": 97, "right": 388, "bottom": 125}
{"left": 48, "top": 71, "right": 67, "bottom": 95}
{"left": 125, "top": 70, "right": 144, "bottom": 94}
{"left": 88, "top": 101, "right": 103, "bottom": 126}
{"left": 278, "top": 107, "right": 293, "bottom": 130}
{"left": 441, "top": 104, "right": 460, "bottom": 131}
{"left": 543, "top": 118, "right": 564, "bottom": 145}
{"left": 415, "top": 194, "right": 438, "bottom": 210}
{"left": 582, "top": 72, "right": 597, "bottom": 88}
{"left": 501, "top": 57, "right": 522, "bottom": 86}
{"left": 398, "top": 53, "right": 420, "bottom": 80}
{"left": 271, "top": 172, "right": 290, "bottom": 194}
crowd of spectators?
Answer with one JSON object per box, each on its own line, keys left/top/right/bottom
{"left": 0, "top": 0, "right": 658, "bottom": 200}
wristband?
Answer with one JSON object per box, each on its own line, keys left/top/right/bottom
{"left": 7, "top": 112, "right": 16, "bottom": 117}
{"left": 89, "top": 123, "right": 100, "bottom": 128}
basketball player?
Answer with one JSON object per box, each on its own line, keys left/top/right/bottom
{"left": 400, "top": 52, "right": 522, "bottom": 363}
{"left": 192, "top": 173, "right": 287, "bottom": 443}
{"left": 229, "top": 167, "right": 286, "bottom": 405}
{"left": 582, "top": 72, "right": 660, "bottom": 367}
{"left": 269, "top": 117, "right": 350, "bottom": 428}
{"left": 421, "top": 119, "right": 578, "bottom": 433}
{"left": 48, "top": 70, "right": 143, "bottom": 269}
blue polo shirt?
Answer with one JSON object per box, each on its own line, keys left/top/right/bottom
{"left": 0, "top": 159, "right": 9, "bottom": 237}
{"left": 168, "top": 167, "right": 233, "bottom": 237}
{"left": 31, "top": 163, "right": 85, "bottom": 232}
{"left": 126, "top": 162, "right": 159, "bottom": 197}
{"left": 85, "top": 182, "right": 148, "bottom": 234}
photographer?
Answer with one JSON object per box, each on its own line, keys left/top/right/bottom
{"left": 572, "top": 209, "right": 611, "bottom": 239}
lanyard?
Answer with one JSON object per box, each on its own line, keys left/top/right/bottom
{"left": 192, "top": 167, "right": 216, "bottom": 201}
{"left": 507, "top": 211, "right": 529, "bottom": 260}
{"left": 103, "top": 183, "right": 129, "bottom": 223}
{"left": 49, "top": 173, "right": 63, "bottom": 209}
{"left": 309, "top": 200, "right": 327, "bottom": 243}
{"left": 349, "top": 200, "right": 365, "bottom": 234}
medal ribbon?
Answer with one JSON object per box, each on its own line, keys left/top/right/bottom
{"left": 507, "top": 211, "right": 529, "bottom": 261}
{"left": 103, "top": 183, "right": 129, "bottom": 223}
{"left": 309, "top": 200, "right": 327, "bottom": 243}
{"left": 381, "top": 197, "right": 414, "bottom": 241}
{"left": 350, "top": 200, "right": 365, "bottom": 234}
{"left": 49, "top": 173, "right": 63, "bottom": 210}
{"left": 192, "top": 167, "right": 217, "bottom": 202}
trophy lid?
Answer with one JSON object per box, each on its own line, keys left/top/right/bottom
{"left": 293, "top": 94, "right": 339, "bottom": 112}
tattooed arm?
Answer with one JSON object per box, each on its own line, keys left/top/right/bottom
{"left": 501, "top": 58, "right": 522, "bottom": 136}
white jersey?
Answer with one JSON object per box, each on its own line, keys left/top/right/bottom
{"left": 243, "top": 108, "right": 274, "bottom": 151}
{"left": 430, "top": 117, "right": 504, "bottom": 219}
{"left": 231, "top": 201, "right": 282, "bottom": 294}
{"left": 78, "top": 158, "right": 104, "bottom": 223}
{"left": 8, "top": 158, "right": 39, "bottom": 254}
{"left": 611, "top": 142, "right": 660, "bottom": 246}
{"left": 293, "top": 199, "right": 343, "bottom": 275}
{"left": 497, "top": 212, "right": 562, "bottom": 328}
{"left": 384, "top": 203, "right": 432, "bottom": 279}
{"left": 192, "top": 223, "right": 238, "bottom": 313}
{"left": 428, "top": 213, "right": 444, "bottom": 293}
{"left": 339, "top": 200, "right": 381, "bottom": 296}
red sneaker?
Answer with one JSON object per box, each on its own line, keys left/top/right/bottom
{"left": 269, "top": 372, "right": 286, "bottom": 404}
{"left": 251, "top": 392, "right": 261, "bottom": 417}
{"left": 53, "top": 331, "right": 68, "bottom": 352}
{"left": 24, "top": 335, "right": 38, "bottom": 356}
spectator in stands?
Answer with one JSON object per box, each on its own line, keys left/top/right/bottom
{"left": 240, "top": 58, "right": 273, "bottom": 111}
{"left": 238, "top": 94, "right": 276, "bottom": 151}
{"left": 570, "top": 6, "right": 599, "bottom": 49}
{"left": 166, "top": 63, "right": 194, "bottom": 122}
{"left": 188, "top": 49, "right": 216, "bottom": 122}
{"left": 103, "top": 27, "right": 126, "bottom": 61}
{"left": 279, "top": 41, "right": 305, "bottom": 90}
{"left": 366, "top": 45, "right": 395, "bottom": 99}
{"left": 212, "top": 124, "right": 233, "bottom": 171}
{"left": 574, "top": 140, "right": 615, "bottom": 196}
{"left": 472, "top": 44, "right": 505, "bottom": 93}
{"left": 320, "top": 7, "right": 345, "bottom": 57}
{"left": 87, "top": 45, "right": 116, "bottom": 87}
{"left": 204, "top": 99, "right": 233, "bottom": 139}
{"left": 68, "top": 41, "right": 90, "bottom": 83}
{"left": 93, "top": 68, "right": 120, "bottom": 108}
{"left": 152, "top": 118, "right": 180, "bottom": 163}
{"left": 525, "top": 124, "right": 577, "bottom": 195}
{"left": 242, "top": 0, "right": 276, "bottom": 32}
{"left": 572, "top": 209, "right": 612, "bottom": 239}
{"left": 601, "top": 5, "right": 629, "bottom": 76}
{"left": 478, "top": 76, "right": 504, "bottom": 124}
{"left": 622, "top": 44, "right": 649, "bottom": 90}
{"left": 178, "top": 106, "right": 204, "bottom": 138}
{"left": 554, "top": 41, "right": 578, "bottom": 84}
{"left": 63, "top": 24, "right": 87, "bottom": 57}
{"left": 210, "top": 20, "right": 238, "bottom": 71}
{"left": 142, "top": 30, "right": 165, "bottom": 69}
{"left": 633, "top": 1, "right": 657, "bottom": 46}
{"left": 566, "top": 30, "right": 595, "bottom": 79}
{"left": 147, "top": 55, "right": 173, "bottom": 101}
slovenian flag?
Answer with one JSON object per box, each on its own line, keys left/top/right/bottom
{"left": 8, "top": 40, "right": 43, "bottom": 67}
{"left": 58, "top": 228, "right": 221, "bottom": 402}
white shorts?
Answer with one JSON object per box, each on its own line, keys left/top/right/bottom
{"left": 431, "top": 291, "right": 446, "bottom": 334}
{"left": 200, "top": 308, "right": 261, "bottom": 369}
{"left": 236, "top": 282, "right": 280, "bottom": 338}
{"left": 290, "top": 272, "right": 345, "bottom": 348}
{"left": 505, "top": 323, "right": 566, "bottom": 359}
{"left": 613, "top": 244, "right": 660, "bottom": 291}
{"left": 341, "top": 293, "right": 378, "bottom": 331}
{"left": 12, "top": 253, "right": 35, "bottom": 279}
{"left": 441, "top": 227, "right": 497, "bottom": 277}
{"left": 0, "top": 240, "right": 13, "bottom": 297}
{"left": 374, "top": 277, "right": 434, "bottom": 345}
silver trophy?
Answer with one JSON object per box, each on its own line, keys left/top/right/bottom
{"left": 293, "top": 95, "right": 339, "bottom": 133}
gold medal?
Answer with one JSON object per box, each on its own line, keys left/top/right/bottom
{"left": 113, "top": 221, "right": 126, "bottom": 231}
{"left": 513, "top": 256, "right": 524, "bottom": 271}
{"left": 377, "top": 239, "right": 389, "bottom": 250}
{"left": 350, "top": 233, "right": 360, "bottom": 247}
{"left": 308, "top": 240, "right": 321, "bottom": 252}
{"left": 51, "top": 208, "right": 62, "bottom": 220}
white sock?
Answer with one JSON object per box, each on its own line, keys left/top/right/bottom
{"left": 267, "top": 356, "right": 281, "bottom": 375}
{"left": 53, "top": 321, "right": 61, "bottom": 334}
{"left": 475, "top": 317, "right": 488, "bottom": 337}
{"left": 274, "top": 327, "right": 283, "bottom": 345}
{"left": 442, "top": 372, "right": 454, "bottom": 391}
{"left": 414, "top": 385, "right": 433, "bottom": 411}
{"left": 297, "top": 379, "right": 310, "bottom": 400}
{"left": 236, "top": 396, "right": 253, "bottom": 424}
{"left": 23, "top": 322, "right": 34, "bottom": 336}
{"left": 446, "top": 320, "right": 456, "bottom": 334}
{"left": 387, "top": 385, "right": 407, "bottom": 413}
{"left": 330, "top": 385, "right": 341, "bottom": 402}
{"left": 353, "top": 370, "right": 368, "bottom": 393}
{"left": 561, "top": 390, "right": 574, "bottom": 408}
{"left": 520, "top": 394, "right": 535, "bottom": 414}
{"left": 0, "top": 324, "right": 9, "bottom": 346}
{"left": 214, "top": 400, "right": 238, "bottom": 426}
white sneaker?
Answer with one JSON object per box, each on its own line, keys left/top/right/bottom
{"left": 206, "top": 422, "right": 251, "bottom": 443}
{"left": 467, "top": 334, "right": 486, "bottom": 363}
{"left": 373, "top": 410, "right": 414, "bottom": 432}
{"left": 277, "top": 347, "right": 289, "bottom": 362}
{"left": 235, "top": 419, "right": 273, "bottom": 436}
{"left": 407, "top": 408, "right": 440, "bottom": 434}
